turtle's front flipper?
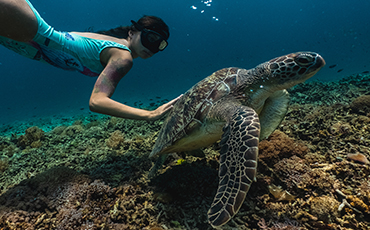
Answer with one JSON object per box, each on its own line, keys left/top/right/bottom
{"left": 258, "top": 89, "right": 289, "bottom": 140}
{"left": 208, "top": 106, "right": 260, "bottom": 227}
{"left": 148, "top": 155, "right": 168, "bottom": 178}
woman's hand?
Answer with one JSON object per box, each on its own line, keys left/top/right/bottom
{"left": 147, "top": 94, "right": 183, "bottom": 121}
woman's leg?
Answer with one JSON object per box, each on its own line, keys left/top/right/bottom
{"left": 0, "top": 0, "right": 38, "bottom": 42}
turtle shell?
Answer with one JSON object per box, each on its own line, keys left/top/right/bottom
{"left": 151, "top": 67, "right": 241, "bottom": 156}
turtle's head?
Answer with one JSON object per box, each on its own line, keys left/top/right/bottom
{"left": 263, "top": 51, "right": 325, "bottom": 89}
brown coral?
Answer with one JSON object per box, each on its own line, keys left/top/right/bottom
{"left": 350, "top": 95, "right": 370, "bottom": 113}
{"left": 309, "top": 196, "right": 340, "bottom": 223}
{"left": 273, "top": 156, "right": 309, "bottom": 192}
{"left": 0, "top": 156, "right": 9, "bottom": 173}
{"left": 17, "top": 126, "right": 44, "bottom": 149}
{"left": 106, "top": 130, "right": 125, "bottom": 149}
{"left": 259, "top": 130, "right": 308, "bottom": 166}
{"left": 299, "top": 168, "right": 337, "bottom": 194}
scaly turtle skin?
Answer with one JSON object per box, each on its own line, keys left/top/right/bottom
{"left": 150, "top": 52, "right": 325, "bottom": 228}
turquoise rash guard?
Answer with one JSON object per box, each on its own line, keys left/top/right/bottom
{"left": 0, "top": 0, "right": 131, "bottom": 77}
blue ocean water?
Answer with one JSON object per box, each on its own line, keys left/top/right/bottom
{"left": 0, "top": 0, "right": 369, "bottom": 125}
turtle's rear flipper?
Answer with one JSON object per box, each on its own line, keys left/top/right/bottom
{"left": 208, "top": 106, "right": 260, "bottom": 227}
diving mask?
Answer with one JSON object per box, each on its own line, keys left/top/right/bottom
{"left": 131, "top": 20, "right": 168, "bottom": 53}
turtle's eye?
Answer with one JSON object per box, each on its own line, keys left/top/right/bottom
{"left": 296, "top": 54, "right": 314, "bottom": 66}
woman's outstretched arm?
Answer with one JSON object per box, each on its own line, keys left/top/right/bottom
{"left": 89, "top": 48, "right": 181, "bottom": 121}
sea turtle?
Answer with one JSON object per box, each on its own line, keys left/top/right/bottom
{"left": 150, "top": 52, "right": 325, "bottom": 228}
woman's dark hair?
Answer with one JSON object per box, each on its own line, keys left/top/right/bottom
{"left": 97, "top": 15, "right": 169, "bottom": 40}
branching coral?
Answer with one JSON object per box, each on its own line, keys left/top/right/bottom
{"left": 0, "top": 141, "right": 19, "bottom": 158}
{"left": 329, "top": 121, "right": 353, "bottom": 137}
{"left": 61, "top": 125, "right": 84, "bottom": 137}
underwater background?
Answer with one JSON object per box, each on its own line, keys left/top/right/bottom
{"left": 0, "top": 0, "right": 369, "bottom": 125}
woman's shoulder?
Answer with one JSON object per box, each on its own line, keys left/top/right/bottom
{"left": 70, "top": 32, "right": 129, "bottom": 47}
{"left": 100, "top": 43, "right": 133, "bottom": 67}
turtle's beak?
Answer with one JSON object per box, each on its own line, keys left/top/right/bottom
{"left": 305, "top": 53, "right": 326, "bottom": 79}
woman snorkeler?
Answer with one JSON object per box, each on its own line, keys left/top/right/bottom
{"left": 0, "top": 0, "right": 181, "bottom": 121}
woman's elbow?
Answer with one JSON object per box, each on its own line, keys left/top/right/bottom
{"left": 89, "top": 97, "right": 100, "bottom": 112}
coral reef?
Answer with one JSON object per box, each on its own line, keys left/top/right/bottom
{"left": 0, "top": 74, "right": 370, "bottom": 229}
{"left": 289, "top": 73, "right": 370, "bottom": 106}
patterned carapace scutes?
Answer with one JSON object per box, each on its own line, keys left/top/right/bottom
{"left": 157, "top": 67, "right": 239, "bottom": 145}
{"left": 150, "top": 52, "right": 325, "bottom": 228}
